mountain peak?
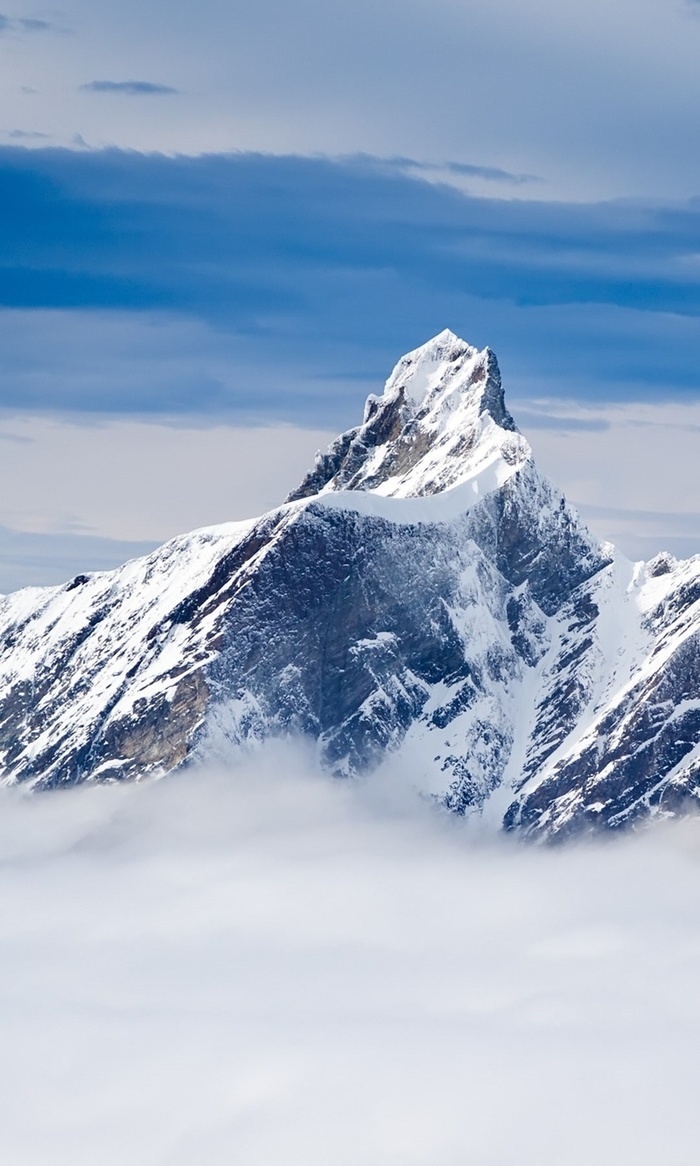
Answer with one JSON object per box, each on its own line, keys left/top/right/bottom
{"left": 288, "top": 330, "right": 528, "bottom": 501}
{"left": 379, "top": 329, "right": 514, "bottom": 427}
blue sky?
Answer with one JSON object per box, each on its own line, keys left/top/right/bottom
{"left": 0, "top": 0, "right": 699, "bottom": 585}
{"left": 1, "top": 147, "right": 699, "bottom": 427}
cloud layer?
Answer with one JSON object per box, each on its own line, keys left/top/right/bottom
{"left": 0, "top": 148, "right": 699, "bottom": 426}
{"left": 2, "top": 0, "right": 700, "bottom": 199}
{"left": 1, "top": 753, "right": 700, "bottom": 1165}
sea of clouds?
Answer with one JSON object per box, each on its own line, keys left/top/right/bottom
{"left": 1, "top": 746, "right": 699, "bottom": 1165}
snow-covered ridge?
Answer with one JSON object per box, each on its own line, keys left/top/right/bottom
{"left": 1, "top": 329, "right": 700, "bottom": 842}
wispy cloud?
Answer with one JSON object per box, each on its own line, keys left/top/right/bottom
{"left": 446, "top": 160, "right": 539, "bottom": 185}
{"left": 0, "top": 12, "right": 64, "bottom": 34}
{"left": 390, "top": 156, "right": 540, "bottom": 186}
{"left": 17, "top": 16, "right": 52, "bottom": 31}
{"left": 80, "top": 80, "right": 178, "bottom": 96}
{"left": 7, "top": 129, "right": 50, "bottom": 140}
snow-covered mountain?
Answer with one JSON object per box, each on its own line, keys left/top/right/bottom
{"left": 2, "top": 329, "right": 699, "bottom": 839}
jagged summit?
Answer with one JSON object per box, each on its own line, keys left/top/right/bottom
{"left": 382, "top": 329, "right": 513, "bottom": 426}
{"left": 288, "top": 329, "right": 528, "bottom": 502}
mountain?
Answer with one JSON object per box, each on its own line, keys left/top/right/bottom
{"left": 1, "top": 329, "right": 699, "bottom": 839}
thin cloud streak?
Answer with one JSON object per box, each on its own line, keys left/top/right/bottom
{"left": 80, "top": 80, "right": 178, "bottom": 95}
{"left": 384, "top": 155, "right": 540, "bottom": 186}
{"left": 7, "top": 129, "right": 50, "bottom": 139}
{"left": 0, "top": 12, "right": 64, "bottom": 34}
{"left": 17, "top": 17, "right": 53, "bottom": 31}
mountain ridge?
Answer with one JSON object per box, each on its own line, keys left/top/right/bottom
{"left": 1, "top": 330, "right": 699, "bottom": 840}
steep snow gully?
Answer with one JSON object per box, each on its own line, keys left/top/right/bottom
{"left": 2, "top": 330, "right": 700, "bottom": 839}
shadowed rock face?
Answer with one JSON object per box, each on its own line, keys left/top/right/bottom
{"left": 505, "top": 584, "right": 700, "bottom": 840}
{"left": 197, "top": 480, "right": 606, "bottom": 796}
{"left": 1, "top": 329, "right": 700, "bottom": 840}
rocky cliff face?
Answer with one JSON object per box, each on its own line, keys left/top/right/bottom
{"left": 1, "top": 329, "right": 699, "bottom": 839}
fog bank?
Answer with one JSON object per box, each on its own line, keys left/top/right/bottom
{"left": 1, "top": 749, "right": 699, "bottom": 1165}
